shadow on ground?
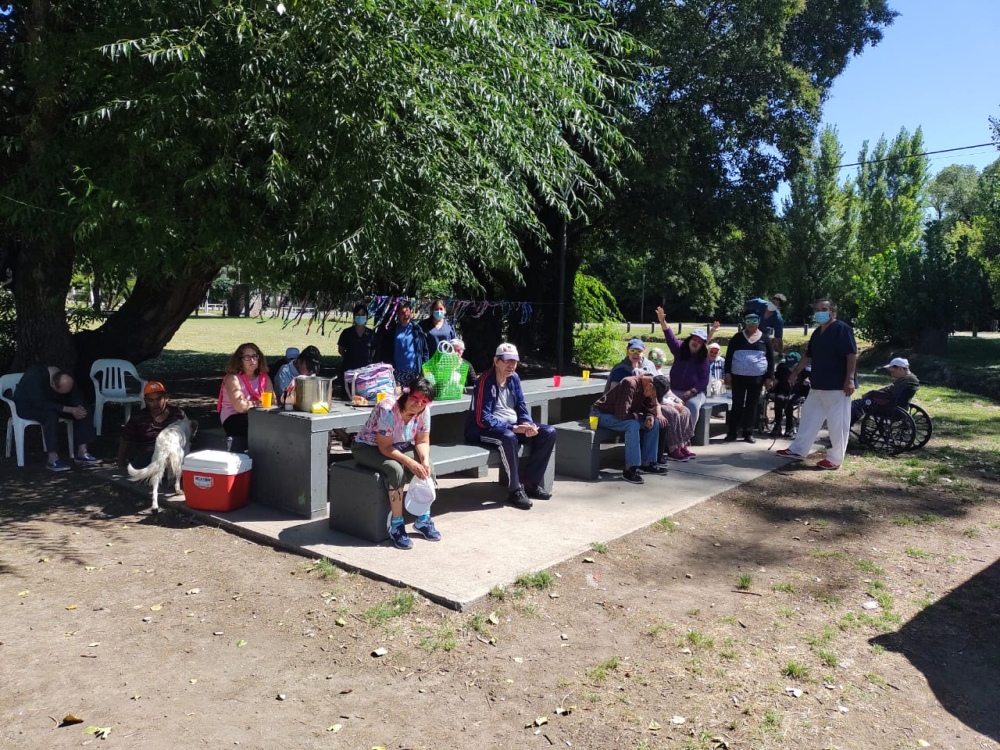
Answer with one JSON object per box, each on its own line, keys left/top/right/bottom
{"left": 872, "top": 558, "right": 1000, "bottom": 744}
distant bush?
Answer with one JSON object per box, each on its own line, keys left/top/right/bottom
{"left": 574, "top": 322, "right": 622, "bottom": 369}
{"left": 574, "top": 272, "right": 622, "bottom": 324}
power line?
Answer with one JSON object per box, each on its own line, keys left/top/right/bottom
{"left": 838, "top": 142, "right": 996, "bottom": 170}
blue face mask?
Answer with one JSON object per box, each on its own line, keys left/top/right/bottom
{"left": 814, "top": 310, "right": 831, "bottom": 324}
{"left": 354, "top": 316, "right": 367, "bottom": 326}
{"left": 432, "top": 310, "right": 445, "bottom": 320}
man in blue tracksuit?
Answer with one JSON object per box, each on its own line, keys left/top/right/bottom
{"left": 465, "top": 343, "right": 556, "bottom": 510}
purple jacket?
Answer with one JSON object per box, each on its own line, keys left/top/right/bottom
{"left": 664, "top": 327, "right": 709, "bottom": 394}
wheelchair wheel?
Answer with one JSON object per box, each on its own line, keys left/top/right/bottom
{"left": 907, "top": 404, "right": 932, "bottom": 450}
{"left": 757, "top": 395, "right": 778, "bottom": 435}
{"left": 859, "top": 409, "right": 916, "bottom": 455}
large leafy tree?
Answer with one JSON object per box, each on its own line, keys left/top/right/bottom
{"left": 1, "top": 0, "right": 635, "bottom": 372}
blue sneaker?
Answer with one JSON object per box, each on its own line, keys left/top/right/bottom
{"left": 388, "top": 523, "right": 413, "bottom": 550}
{"left": 74, "top": 453, "right": 101, "bottom": 466}
{"left": 46, "top": 459, "right": 71, "bottom": 472}
{"left": 412, "top": 517, "right": 442, "bottom": 541}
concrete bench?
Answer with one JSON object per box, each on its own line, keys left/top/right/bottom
{"left": 551, "top": 419, "right": 623, "bottom": 480}
{"left": 327, "top": 440, "right": 556, "bottom": 543}
{"left": 693, "top": 397, "right": 730, "bottom": 446}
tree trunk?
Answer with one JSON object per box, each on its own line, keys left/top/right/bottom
{"left": 91, "top": 274, "right": 103, "bottom": 313}
{"left": 11, "top": 237, "right": 76, "bottom": 371}
{"left": 915, "top": 327, "right": 948, "bottom": 356}
{"left": 73, "top": 262, "right": 222, "bottom": 387}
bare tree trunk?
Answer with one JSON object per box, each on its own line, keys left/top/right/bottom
{"left": 11, "top": 237, "right": 76, "bottom": 371}
{"left": 73, "top": 262, "right": 222, "bottom": 384}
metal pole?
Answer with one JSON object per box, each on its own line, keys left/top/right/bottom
{"left": 640, "top": 268, "right": 646, "bottom": 325}
{"left": 556, "top": 213, "right": 566, "bottom": 375}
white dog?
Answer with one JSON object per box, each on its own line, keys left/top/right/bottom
{"left": 127, "top": 418, "right": 197, "bottom": 512}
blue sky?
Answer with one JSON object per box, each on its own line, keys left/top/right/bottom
{"left": 820, "top": 0, "right": 1000, "bottom": 176}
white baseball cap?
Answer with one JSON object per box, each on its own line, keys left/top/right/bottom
{"left": 691, "top": 328, "right": 709, "bottom": 341}
{"left": 881, "top": 357, "right": 909, "bottom": 369}
{"left": 495, "top": 343, "right": 519, "bottom": 361}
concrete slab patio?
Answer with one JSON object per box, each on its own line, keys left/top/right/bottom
{"left": 108, "top": 436, "right": 821, "bottom": 610}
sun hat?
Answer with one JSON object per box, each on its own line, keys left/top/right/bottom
{"left": 495, "top": 342, "right": 519, "bottom": 361}
{"left": 691, "top": 328, "right": 709, "bottom": 341}
{"left": 771, "top": 293, "right": 787, "bottom": 304}
{"left": 627, "top": 338, "right": 646, "bottom": 351}
{"left": 881, "top": 357, "right": 909, "bottom": 369}
{"left": 285, "top": 346, "right": 300, "bottom": 361}
{"left": 143, "top": 381, "right": 167, "bottom": 396}
{"left": 708, "top": 341, "right": 721, "bottom": 350}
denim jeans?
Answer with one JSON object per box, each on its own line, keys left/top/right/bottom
{"left": 593, "top": 412, "right": 659, "bottom": 468}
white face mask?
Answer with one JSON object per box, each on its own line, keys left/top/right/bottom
{"left": 767, "top": 302, "right": 777, "bottom": 312}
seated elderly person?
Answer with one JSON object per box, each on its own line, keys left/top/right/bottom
{"left": 11, "top": 364, "right": 100, "bottom": 471}
{"left": 117, "top": 381, "right": 193, "bottom": 470}
{"left": 465, "top": 343, "right": 556, "bottom": 510}
{"left": 450, "top": 338, "right": 478, "bottom": 386}
{"left": 652, "top": 374, "right": 696, "bottom": 462}
{"left": 275, "top": 345, "right": 323, "bottom": 404}
{"left": 850, "top": 357, "right": 919, "bottom": 425}
{"left": 607, "top": 338, "right": 658, "bottom": 390}
{"left": 590, "top": 374, "right": 668, "bottom": 484}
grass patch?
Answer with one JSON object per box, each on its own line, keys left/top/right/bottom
{"left": 648, "top": 621, "right": 673, "bottom": 637}
{"left": 815, "top": 592, "right": 841, "bottom": 607}
{"left": 488, "top": 585, "right": 506, "bottom": 600}
{"left": 760, "top": 708, "right": 783, "bottom": 734}
{"left": 466, "top": 612, "right": 488, "bottom": 635}
{"left": 773, "top": 582, "right": 794, "bottom": 593}
{"left": 586, "top": 657, "right": 620, "bottom": 682}
{"left": 894, "top": 513, "right": 943, "bottom": 527}
{"left": 904, "top": 546, "right": 932, "bottom": 559}
{"left": 312, "top": 558, "right": 339, "bottom": 578}
{"left": 806, "top": 626, "right": 837, "bottom": 647}
{"left": 685, "top": 630, "right": 714, "bottom": 650}
{"left": 870, "top": 643, "right": 886, "bottom": 655}
{"left": 590, "top": 541, "right": 609, "bottom": 554}
{"left": 363, "top": 591, "right": 416, "bottom": 626}
{"left": 816, "top": 649, "right": 839, "bottom": 668}
{"left": 776, "top": 606, "right": 797, "bottom": 619}
{"left": 515, "top": 571, "right": 553, "bottom": 590}
{"left": 809, "top": 550, "right": 847, "bottom": 560}
{"left": 653, "top": 517, "right": 678, "bottom": 532}
{"left": 736, "top": 573, "right": 754, "bottom": 591}
{"left": 420, "top": 622, "right": 457, "bottom": 653}
{"left": 856, "top": 559, "right": 885, "bottom": 576}
{"left": 964, "top": 526, "right": 982, "bottom": 539}
{"left": 781, "top": 660, "right": 810, "bottom": 679}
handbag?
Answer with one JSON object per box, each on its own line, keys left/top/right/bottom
{"left": 421, "top": 341, "right": 469, "bottom": 401}
{"left": 344, "top": 362, "right": 395, "bottom": 404}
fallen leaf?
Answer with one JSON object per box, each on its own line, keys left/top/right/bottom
{"left": 17, "top": 590, "right": 30, "bottom": 596}
{"left": 106, "top": 543, "right": 113, "bottom": 547}
{"left": 512, "top": 657, "right": 524, "bottom": 664}
{"left": 185, "top": 588, "right": 200, "bottom": 595}
{"left": 554, "top": 705, "right": 575, "bottom": 716}
{"left": 582, "top": 557, "right": 595, "bottom": 563}
{"left": 39, "top": 558, "right": 50, "bottom": 563}
{"left": 65, "top": 604, "right": 77, "bottom": 610}
{"left": 327, "top": 724, "right": 343, "bottom": 733}
{"left": 785, "top": 687, "right": 803, "bottom": 698}
{"left": 183, "top": 549, "right": 194, "bottom": 554}
{"left": 64, "top": 631, "right": 78, "bottom": 637}
{"left": 131, "top": 695, "right": 141, "bottom": 701}
{"left": 648, "top": 720, "right": 662, "bottom": 730}
{"left": 84, "top": 726, "right": 112, "bottom": 739}
{"left": 335, "top": 618, "right": 347, "bottom": 627}
{"left": 150, "top": 604, "right": 162, "bottom": 612}
{"left": 88, "top": 642, "right": 100, "bottom": 648}
{"left": 236, "top": 639, "right": 247, "bottom": 648}
{"left": 189, "top": 679, "right": 197, "bottom": 684}
{"left": 84, "top": 567, "right": 96, "bottom": 571}
{"left": 59, "top": 714, "right": 84, "bottom": 727}
{"left": 671, "top": 715, "right": 686, "bottom": 725}
{"left": 526, "top": 716, "right": 548, "bottom": 728}
{"left": 488, "top": 611, "right": 500, "bottom": 625}
{"left": 917, "top": 741, "right": 930, "bottom": 748}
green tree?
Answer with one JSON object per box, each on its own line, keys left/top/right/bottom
{"left": 928, "top": 164, "right": 980, "bottom": 223}
{"left": 780, "top": 126, "right": 856, "bottom": 321}
{"left": 1, "top": 0, "right": 636, "bottom": 372}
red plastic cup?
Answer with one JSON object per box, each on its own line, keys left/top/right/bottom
{"left": 553, "top": 375, "right": 562, "bottom": 387}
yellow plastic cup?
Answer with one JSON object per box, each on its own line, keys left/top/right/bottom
{"left": 582, "top": 370, "right": 590, "bottom": 381}
{"left": 589, "top": 415, "right": 599, "bottom": 431}
{"left": 376, "top": 392, "right": 387, "bottom": 403}
{"left": 260, "top": 391, "right": 273, "bottom": 408}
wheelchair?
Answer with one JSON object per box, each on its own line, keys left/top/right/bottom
{"left": 851, "top": 401, "right": 932, "bottom": 455}
{"left": 757, "top": 390, "right": 805, "bottom": 438}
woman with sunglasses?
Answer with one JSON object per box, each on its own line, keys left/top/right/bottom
{"left": 723, "top": 313, "right": 775, "bottom": 443}
{"left": 352, "top": 376, "right": 437, "bottom": 550}
{"left": 656, "top": 306, "right": 711, "bottom": 427}
{"left": 219, "top": 342, "right": 275, "bottom": 439}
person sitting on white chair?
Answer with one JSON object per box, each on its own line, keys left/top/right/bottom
{"left": 12, "top": 365, "right": 100, "bottom": 471}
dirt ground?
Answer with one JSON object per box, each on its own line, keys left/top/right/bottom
{"left": 3, "top": 397, "right": 1000, "bottom": 749}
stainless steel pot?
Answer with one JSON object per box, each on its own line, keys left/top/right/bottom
{"left": 293, "top": 376, "right": 333, "bottom": 412}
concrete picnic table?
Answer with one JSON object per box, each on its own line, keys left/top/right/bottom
{"left": 247, "top": 374, "right": 608, "bottom": 519}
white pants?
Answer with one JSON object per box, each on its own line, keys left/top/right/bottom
{"left": 788, "top": 388, "right": 851, "bottom": 466}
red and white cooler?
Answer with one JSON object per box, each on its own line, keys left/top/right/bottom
{"left": 182, "top": 450, "right": 253, "bottom": 512}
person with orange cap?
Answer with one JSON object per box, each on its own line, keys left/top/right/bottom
{"left": 117, "top": 381, "right": 192, "bottom": 470}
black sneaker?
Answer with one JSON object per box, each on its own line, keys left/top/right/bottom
{"left": 743, "top": 434, "right": 757, "bottom": 444}
{"left": 723, "top": 433, "right": 737, "bottom": 442}
{"left": 622, "top": 467, "right": 644, "bottom": 484}
{"left": 524, "top": 484, "right": 552, "bottom": 501}
{"left": 508, "top": 488, "right": 533, "bottom": 510}
{"left": 641, "top": 463, "right": 668, "bottom": 475}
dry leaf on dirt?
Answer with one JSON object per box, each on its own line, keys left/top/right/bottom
{"left": 525, "top": 716, "right": 548, "bottom": 728}
{"left": 84, "top": 725, "right": 112, "bottom": 739}
{"left": 236, "top": 639, "right": 247, "bottom": 648}
{"left": 554, "top": 706, "right": 575, "bottom": 716}
{"left": 335, "top": 618, "right": 347, "bottom": 627}
{"left": 917, "top": 741, "right": 930, "bottom": 748}
{"left": 17, "top": 591, "right": 29, "bottom": 596}
{"left": 150, "top": 604, "right": 163, "bottom": 611}
{"left": 185, "top": 588, "right": 200, "bottom": 595}
{"left": 582, "top": 557, "right": 595, "bottom": 563}
{"left": 488, "top": 611, "right": 500, "bottom": 625}
{"left": 648, "top": 720, "right": 662, "bottom": 730}
{"left": 670, "top": 715, "right": 686, "bottom": 725}
{"left": 327, "top": 724, "right": 343, "bottom": 732}
{"left": 59, "top": 714, "right": 84, "bottom": 727}
{"left": 84, "top": 566, "right": 95, "bottom": 571}
{"left": 65, "top": 604, "right": 77, "bottom": 610}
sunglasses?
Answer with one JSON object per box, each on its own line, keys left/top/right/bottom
{"left": 409, "top": 395, "right": 432, "bottom": 408}
{"left": 628, "top": 348, "right": 644, "bottom": 355}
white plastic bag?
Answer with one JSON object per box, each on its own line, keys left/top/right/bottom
{"left": 404, "top": 474, "right": 437, "bottom": 516}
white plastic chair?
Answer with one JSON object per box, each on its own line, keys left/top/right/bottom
{"left": 89, "top": 359, "right": 146, "bottom": 435}
{"left": 1, "top": 372, "right": 75, "bottom": 467}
